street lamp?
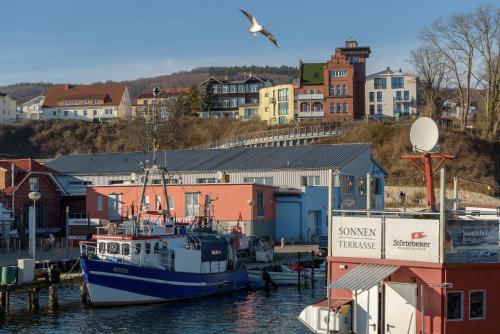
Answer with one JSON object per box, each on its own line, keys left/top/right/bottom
{"left": 28, "top": 191, "right": 41, "bottom": 262}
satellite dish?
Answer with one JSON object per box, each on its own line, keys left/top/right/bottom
{"left": 130, "top": 173, "right": 137, "bottom": 181}
{"left": 410, "top": 117, "right": 439, "bottom": 152}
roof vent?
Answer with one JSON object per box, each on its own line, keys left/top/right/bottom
{"left": 386, "top": 66, "right": 390, "bottom": 71}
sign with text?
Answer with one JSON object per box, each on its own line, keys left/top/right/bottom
{"left": 385, "top": 218, "right": 440, "bottom": 262}
{"left": 332, "top": 217, "right": 382, "bottom": 258}
{"left": 445, "top": 219, "right": 499, "bottom": 263}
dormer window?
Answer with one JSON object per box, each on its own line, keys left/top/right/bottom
{"left": 84, "top": 100, "right": 88, "bottom": 104}
{"left": 93, "top": 99, "right": 98, "bottom": 104}
{"left": 74, "top": 100, "right": 79, "bottom": 105}
{"left": 64, "top": 100, "right": 68, "bottom": 105}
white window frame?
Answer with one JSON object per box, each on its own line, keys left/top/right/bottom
{"left": 29, "top": 177, "right": 39, "bottom": 191}
{"left": 97, "top": 195, "right": 103, "bottom": 212}
{"left": 447, "top": 291, "right": 464, "bottom": 321}
{"left": 469, "top": 290, "right": 486, "bottom": 320}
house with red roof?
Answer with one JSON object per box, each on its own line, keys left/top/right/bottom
{"left": 0, "top": 159, "right": 67, "bottom": 240}
{"left": 40, "top": 83, "right": 132, "bottom": 122}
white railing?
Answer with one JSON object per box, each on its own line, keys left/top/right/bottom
{"left": 296, "top": 93, "right": 325, "bottom": 100}
{"left": 297, "top": 111, "right": 325, "bottom": 118}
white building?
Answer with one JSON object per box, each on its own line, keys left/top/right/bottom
{"left": 365, "top": 67, "right": 418, "bottom": 118}
{"left": 18, "top": 95, "right": 45, "bottom": 120}
{"left": 0, "top": 93, "right": 17, "bottom": 124}
{"left": 41, "top": 83, "right": 132, "bottom": 121}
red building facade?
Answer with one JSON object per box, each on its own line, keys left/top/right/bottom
{"left": 296, "top": 38, "right": 370, "bottom": 121}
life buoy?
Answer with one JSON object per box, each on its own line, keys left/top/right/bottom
{"left": 108, "top": 242, "right": 119, "bottom": 254}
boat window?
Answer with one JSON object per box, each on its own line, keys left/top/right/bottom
{"left": 145, "top": 242, "right": 151, "bottom": 255}
{"left": 107, "top": 242, "right": 120, "bottom": 255}
{"left": 98, "top": 242, "right": 105, "bottom": 254}
{"left": 162, "top": 241, "right": 168, "bottom": 249}
{"left": 135, "top": 243, "right": 141, "bottom": 255}
{"left": 122, "top": 243, "right": 130, "bottom": 256}
{"left": 154, "top": 242, "right": 159, "bottom": 254}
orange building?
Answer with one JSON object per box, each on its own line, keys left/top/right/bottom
{"left": 84, "top": 183, "right": 276, "bottom": 238}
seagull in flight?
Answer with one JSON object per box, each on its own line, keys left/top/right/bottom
{"left": 240, "top": 9, "right": 280, "bottom": 48}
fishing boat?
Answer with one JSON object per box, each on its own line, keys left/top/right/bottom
{"left": 80, "top": 225, "right": 249, "bottom": 306}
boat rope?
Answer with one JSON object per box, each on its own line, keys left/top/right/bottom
{"left": 63, "top": 259, "right": 81, "bottom": 280}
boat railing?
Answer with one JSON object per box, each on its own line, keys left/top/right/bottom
{"left": 157, "top": 248, "right": 175, "bottom": 271}
{"left": 96, "top": 225, "right": 135, "bottom": 237}
{"left": 186, "top": 235, "right": 202, "bottom": 250}
{"left": 80, "top": 241, "right": 97, "bottom": 257}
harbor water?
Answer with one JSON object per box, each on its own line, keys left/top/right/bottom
{"left": 0, "top": 283, "right": 323, "bottom": 333}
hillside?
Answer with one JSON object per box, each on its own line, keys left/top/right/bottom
{"left": 0, "top": 65, "right": 297, "bottom": 103}
{"left": 317, "top": 123, "right": 500, "bottom": 195}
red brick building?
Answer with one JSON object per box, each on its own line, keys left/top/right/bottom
{"left": 296, "top": 38, "right": 370, "bottom": 121}
{"left": 0, "top": 159, "right": 67, "bottom": 239}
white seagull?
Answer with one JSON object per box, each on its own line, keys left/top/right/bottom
{"left": 240, "top": 9, "right": 280, "bottom": 48}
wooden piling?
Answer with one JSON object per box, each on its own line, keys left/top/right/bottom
{"left": 49, "top": 285, "right": 58, "bottom": 308}
{"left": 1, "top": 291, "right": 9, "bottom": 313}
{"left": 310, "top": 251, "right": 315, "bottom": 289}
{"left": 29, "top": 287, "right": 40, "bottom": 311}
{"left": 297, "top": 252, "right": 301, "bottom": 291}
{"left": 80, "top": 282, "right": 88, "bottom": 304}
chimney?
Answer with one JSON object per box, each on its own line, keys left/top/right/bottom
{"left": 386, "top": 66, "right": 390, "bottom": 71}
{"left": 223, "top": 76, "right": 229, "bottom": 81}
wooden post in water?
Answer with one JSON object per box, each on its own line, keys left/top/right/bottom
{"left": 1, "top": 291, "right": 9, "bottom": 313}
{"left": 310, "top": 251, "right": 315, "bottom": 289}
{"left": 49, "top": 285, "right": 58, "bottom": 308}
{"left": 29, "top": 287, "right": 40, "bottom": 311}
{"left": 297, "top": 252, "right": 301, "bottom": 291}
{"left": 80, "top": 282, "right": 88, "bottom": 304}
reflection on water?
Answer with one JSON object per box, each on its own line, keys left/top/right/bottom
{"left": 0, "top": 284, "right": 324, "bottom": 333}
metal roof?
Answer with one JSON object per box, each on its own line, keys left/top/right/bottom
{"left": 45, "top": 143, "right": 370, "bottom": 175}
{"left": 329, "top": 263, "right": 400, "bottom": 291}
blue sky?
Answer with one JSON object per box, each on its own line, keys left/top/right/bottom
{"left": 0, "top": 0, "right": 488, "bottom": 86}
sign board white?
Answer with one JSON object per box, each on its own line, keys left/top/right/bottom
{"left": 332, "top": 217, "right": 382, "bottom": 258}
{"left": 385, "top": 218, "right": 440, "bottom": 262}
{"left": 68, "top": 218, "right": 100, "bottom": 226}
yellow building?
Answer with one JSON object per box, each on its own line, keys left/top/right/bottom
{"left": 237, "top": 103, "right": 259, "bottom": 120}
{"left": 258, "top": 84, "right": 295, "bottom": 125}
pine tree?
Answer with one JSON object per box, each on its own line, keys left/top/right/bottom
{"left": 202, "top": 83, "right": 218, "bottom": 116}
{"left": 186, "top": 85, "right": 203, "bottom": 116}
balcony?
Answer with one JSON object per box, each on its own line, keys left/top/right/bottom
{"left": 296, "top": 93, "right": 324, "bottom": 101}
{"left": 297, "top": 111, "right": 325, "bottom": 118}
{"left": 268, "top": 97, "right": 276, "bottom": 103}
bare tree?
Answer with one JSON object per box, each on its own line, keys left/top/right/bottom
{"left": 471, "top": 5, "right": 500, "bottom": 140}
{"left": 409, "top": 46, "right": 451, "bottom": 118}
{"left": 420, "top": 13, "right": 480, "bottom": 130}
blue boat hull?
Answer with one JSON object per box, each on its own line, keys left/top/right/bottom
{"left": 80, "top": 259, "right": 249, "bottom": 306}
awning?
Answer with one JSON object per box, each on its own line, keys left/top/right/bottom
{"left": 329, "top": 263, "right": 400, "bottom": 291}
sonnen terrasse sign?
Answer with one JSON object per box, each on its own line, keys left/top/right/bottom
{"left": 332, "top": 217, "right": 382, "bottom": 258}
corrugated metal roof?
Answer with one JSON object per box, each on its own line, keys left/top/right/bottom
{"left": 329, "top": 263, "right": 399, "bottom": 291}
{"left": 45, "top": 143, "right": 370, "bottom": 175}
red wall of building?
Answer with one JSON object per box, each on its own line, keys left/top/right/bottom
{"left": 86, "top": 183, "right": 276, "bottom": 223}
{"left": 323, "top": 50, "right": 355, "bottom": 121}
{"left": 328, "top": 257, "right": 500, "bottom": 334}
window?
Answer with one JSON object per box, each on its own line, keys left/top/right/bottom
{"left": 197, "top": 178, "right": 217, "bottom": 184}
{"left": 395, "top": 91, "right": 402, "bottom": 101}
{"left": 83, "top": 110, "right": 87, "bottom": 116}
{"left": 135, "top": 243, "right": 141, "bottom": 255}
{"left": 309, "top": 89, "right": 314, "bottom": 94}
{"left": 257, "top": 191, "right": 265, "bottom": 216}
{"left": 237, "top": 97, "right": 245, "bottom": 106}
{"left": 336, "top": 103, "right": 341, "bottom": 113}
{"left": 250, "top": 98, "right": 258, "bottom": 104}
{"left": 374, "top": 77, "right": 387, "bottom": 89}
{"left": 244, "top": 108, "right": 257, "bottom": 118}
{"left": 185, "top": 192, "right": 199, "bottom": 217}
{"left": 301, "top": 176, "right": 320, "bottom": 186}
{"left": 250, "top": 84, "right": 259, "bottom": 92}
{"left": 404, "top": 90, "right": 410, "bottom": 100}
{"left": 107, "top": 242, "right": 120, "bottom": 254}
{"left": 145, "top": 242, "right": 151, "bottom": 255}
{"left": 330, "top": 103, "right": 335, "bottom": 113}
{"left": 64, "top": 110, "right": 68, "bottom": 117}
{"left": 93, "top": 110, "right": 97, "bottom": 116}
{"left": 222, "top": 99, "right": 229, "bottom": 108}
{"left": 97, "top": 195, "right": 103, "bottom": 211}
{"left": 222, "top": 85, "right": 229, "bottom": 93}
{"left": 230, "top": 98, "right": 237, "bottom": 107}
{"left": 395, "top": 103, "right": 402, "bottom": 114}
{"left": 342, "top": 175, "right": 354, "bottom": 193}
{"left": 377, "top": 104, "right": 382, "bottom": 114}
{"left": 447, "top": 292, "right": 463, "bottom": 321}
{"left": 108, "top": 180, "right": 124, "bottom": 185}
{"left": 122, "top": 243, "right": 130, "bottom": 256}
{"left": 470, "top": 291, "right": 486, "bottom": 320}
{"left": 93, "top": 99, "right": 98, "bottom": 104}
{"left": 64, "top": 100, "right": 68, "bottom": 106}
{"left": 154, "top": 242, "right": 159, "bottom": 254}
{"left": 343, "top": 84, "right": 347, "bottom": 95}
{"left": 376, "top": 92, "right": 382, "bottom": 102}
{"left": 29, "top": 177, "right": 39, "bottom": 191}
{"left": 329, "top": 85, "right": 334, "bottom": 96}
{"left": 369, "top": 92, "right": 374, "bottom": 103}
{"left": 52, "top": 111, "right": 57, "bottom": 116}
{"left": 336, "top": 85, "right": 341, "bottom": 95}
{"left": 278, "top": 88, "right": 288, "bottom": 101}
{"left": 238, "top": 85, "right": 245, "bottom": 93}
{"left": 98, "top": 243, "right": 105, "bottom": 254}
{"left": 168, "top": 196, "right": 174, "bottom": 210}
{"left": 358, "top": 177, "right": 366, "bottom": 194}
{"left": 156, "top": 195, "right": 162, "bottom": 210}
{"left": 404, "top": 103, "right": 410, "bottom": 114}
{"left": 278, "top": 102, "right": 288, "bottom": 115}
{"left": 330, "top": 70, "right": 347, "bottom": 77}
{"left": 343, "top": 103, "right": 348, "bottom": 113}
{"left": 105, "top": 109, "right": 113, "bottom": 115}
{"left": 391, "top": 76, "right": 404, "bottom": 89}
{"left": 144, "top": 195, "right": 150, "bottom": 210}
{"left": 373, "top": 178, "right": 382, "bottom": 195}
{"left": 278, "top": 116, "right": 287, "bottom": 124}
{"left": 108, "top": 194, "right": 121, "bottom": 219}
{"left": 84, "top": 100, "right": 88, "bottom": 104}
{"left": 243, "top": 177, "right": 273, "bottom": 185}
{"left": 230, "top": 85, "right": 237, "bottom": 93}
{"left": 369, "top": 104, "right": 375, "bottom": 115}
